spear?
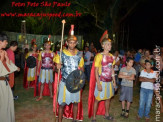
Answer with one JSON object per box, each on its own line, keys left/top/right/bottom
{"left": 54, "top": 19, "right": 66, "bottom": 122}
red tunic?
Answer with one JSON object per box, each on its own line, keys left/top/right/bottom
{"left": 34, "top": 51, "right": 54, "bottom": 97}
{"left": 6, "top": 48, "right": 15, "bottom": 88}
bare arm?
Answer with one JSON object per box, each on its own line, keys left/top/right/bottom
{"left": 125, "top": 74, "right": 135, "bottom": 81}
{"left": 112, "top": 67, "right": 116, "bottom": 87}
{"left": 37, "top": 60, "right": 41, "bottom": 76}
{"left": 95, "top": 67, "right": 102, "bottom": 91}
{"left": 95, "top": 67, "right": 100, "bottom": 84}
{"left": 144, "top": 77, "right": 155, "bottom": 82}
{"left": 118, "top": 72, "right": 129, "bottom": 79}
{"left": 139, "top": 76, "right": 156, "bottom": 83}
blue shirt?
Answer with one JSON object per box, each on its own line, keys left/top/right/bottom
{"left": 134, "top": 52, "right": 141, "bottom": 62}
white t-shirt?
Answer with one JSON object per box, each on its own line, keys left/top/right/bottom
{"left": 140, "top": 69, "right": 156, "bottom": 90}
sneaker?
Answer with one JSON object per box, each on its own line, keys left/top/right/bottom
{"left": 121, "top": 111, "right": 125, "bottom": 117}
{"left": 14, "top": 96, "right": 18, "bottom": 100}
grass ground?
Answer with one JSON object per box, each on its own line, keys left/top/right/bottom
{"left": 14, "top": 72, "right": 163, "bottom": 122}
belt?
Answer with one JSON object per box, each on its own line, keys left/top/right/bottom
{"left": 102, "top": 80, "right": 112, "bottom": 82}
{"left": 41, "top": 67, "right": 53, "bottom": 69}
{"left": 0, "top": 76, "right": 9, "bottom": 85}
{"left": 0, "top": 77, "right": 6, "bottom": 80}
{"left": 99, "top": 76, "right": 112, "bottom": 82}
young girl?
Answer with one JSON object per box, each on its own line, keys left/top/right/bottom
{"left": 89, "top": 37, "right": 116, "bottom": 122}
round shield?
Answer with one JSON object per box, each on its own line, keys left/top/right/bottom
{"left": 26, "top": 56, "right": 36, "bottom": 68}
{"left": 66, "top": 69, "right": 85, "bottom": 93}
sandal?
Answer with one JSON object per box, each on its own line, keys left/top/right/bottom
{"left": 36, "top": 97, "right": 42, "bottom": 101}
{"left": 121, "top": 111, "right": 125, "bottom": 117}
{"left": 72, "top": 120, "right": 77, "bottom": 122}
{"left": 145, "top": 117, "right": 150, "bottom": 122}
{"left": 91, "top": 119, "right": 96, "bottom": 122}
{"left": 136, "top": 115, "right": 141, "bottom": 120}
{"left": 104, "top": 115, "right": 114, "bottom": 121}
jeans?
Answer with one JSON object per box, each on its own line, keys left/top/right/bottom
{"left": 138, "top": 88, "right": 153, "bottom": 118}
{"left": 85, "top": 65, "right": 91, "bottom": 82}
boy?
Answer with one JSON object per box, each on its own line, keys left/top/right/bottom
{"left": 6, "top": 41, "right": 19, "bottom": 100}
{"left": 84, "top": 46, "right": 91, "bottom": 82}
{"left": 88, "top": 30, "right": 116, "bottom": 121}
{"left": 118, "top": 57, "right": 136, "bottom": 118}
{"left": 55, "top": 25, "right": 84, "bottom": 122}
{"left": 36, "top": 40, "right": 55, "bottom": 101}
{"left": 137, "top": 60, "right": 156, "bottom": 121}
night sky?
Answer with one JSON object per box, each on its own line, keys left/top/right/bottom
{"left": 126, "top": 0, "right": 163, "bottom": 50}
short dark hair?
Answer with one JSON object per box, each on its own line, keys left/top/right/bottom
{"left": 145, "top": 60, "right": 152, "bottom": 65}
{"left": 10, "top": 41, "right": 18, "bottom": 47}
{"left": 126, "top": 57, "right": 134, "bottom": 62}
{"left": 0, "top": 32, "right": 8, "bottom": 42}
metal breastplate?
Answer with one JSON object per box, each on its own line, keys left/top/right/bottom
{"left": 61, "top": 52, "right": 81, "bottom": 79}
{"left": 100, "top": 55, "right": 114, "bottom": 82}
{"left": 41, "top": 52, "right": 54, "bottom": 68}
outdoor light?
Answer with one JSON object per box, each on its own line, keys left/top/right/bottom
{"left": 113, "top": 34, "right": 115, "bottom": 38}
{"left": 22, "top": 20, "right": 26, "bottom": 22}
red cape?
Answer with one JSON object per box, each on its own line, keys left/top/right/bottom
{"left": 53, "top": 73, "right": 83, "bottom": 121}
{"left": 88, "top": 61, "right": 106, "bottom": 118}
{"left": 34, "top": 82, "right": 54, "bottom": 97}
